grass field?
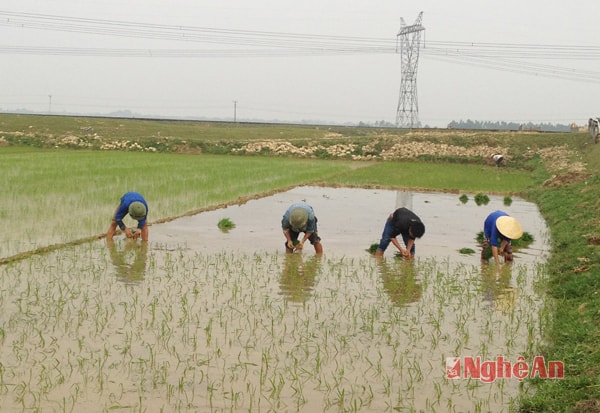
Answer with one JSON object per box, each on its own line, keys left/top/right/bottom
{"left": 0, "top": 146, "right": 537, "bottom": 261}
{"left": 1, "top": 113, "right": 600, "bottom": 412}
{"left": 0, "top": 147, "right": 364, "bottom": 259}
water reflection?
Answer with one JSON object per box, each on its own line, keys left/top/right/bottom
{"left": 106, "top": 239, "right": 148, "bottom": 285}
{"left": 279, "top": 253, "right": 322, "bottom": 303}
{"left": 480, "top": 263, "right": 516, "bottom": 312}
{"left": 149, "top": 186, "right": 550, "bottom": 263}
{"left": 376, "top": 258, "right": 423, "bottom": 307}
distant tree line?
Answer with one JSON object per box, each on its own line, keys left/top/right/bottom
{"left": 357, "top": 119, "right": 573, "bottom": 131}
{"left": 357, "top": 120, "right": 397, "bottom": 128}
{"left": 446, "top": 120, "right": 571, "bottom": 132}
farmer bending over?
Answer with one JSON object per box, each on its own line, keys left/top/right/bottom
{"left": 481, "top": 210, "right": 523, "bottom": 264}
{"left": 376, "top": 208, "right": 425, "bottom": 259}
{"left": 106, "top": 191, "right": 149, "bottom": 241}
{"left": 281, "top": 202, "right": 323, "bottom": 254}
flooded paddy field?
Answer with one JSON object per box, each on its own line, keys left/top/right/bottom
{"left": 0, "top": 187, "right": 551, "bottom": 412}
{"left": 151, "top": 186, "right": 549, "bottom": 262}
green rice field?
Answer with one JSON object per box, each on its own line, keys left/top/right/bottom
{"left": 1, "top": 113, "right": 600, "bottom": 412}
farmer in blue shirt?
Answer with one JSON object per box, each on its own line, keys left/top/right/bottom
{"left": 376, "top": 207, "right": 425, "bottom": 258}
{"left": 281, "top": 202, "right": 323, "bottom": 254}
{"left": 481, "top": 210, "right": 523, "bottom": 264}
{"left": 106, "top": 192, "right": 149, "bottom": 241}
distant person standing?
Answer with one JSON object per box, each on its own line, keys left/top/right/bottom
{"left": 106, "top": 191, "right": 149, "bottom": 241}
{"left": 481, "top": 210, "right": 523, "bottom": 264}
{"left": 375, "top": 208, "right": 425, "bottom": 259}
{"left": 281, "top": 202, "right": 323, "bottom": 254}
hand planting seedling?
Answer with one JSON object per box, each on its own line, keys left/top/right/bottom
{"left": 285, "top": 239, "right": 302, "bottom": 252}
{"left": 293, "top": 239, "right": 302, "bottom": 251}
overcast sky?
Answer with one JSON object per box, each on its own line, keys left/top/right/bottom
{"left": 1, "top": 0, "right": 599, "bottom": 127}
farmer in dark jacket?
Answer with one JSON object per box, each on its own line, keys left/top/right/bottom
{"left": 376, "top": 208, "right": 425, "bottom": 258}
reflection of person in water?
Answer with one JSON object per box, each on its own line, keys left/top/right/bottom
{"left": 376, "top": 259, "right": 423, "bottom": 307}
{"left": 480, "top": 264, "right": 515, "bottom": 312}
{"left": 106, "top": 239, "right": 148, "bottom": 284}
{"left": 279, "top": 253, "right": 322, "bottom": 303}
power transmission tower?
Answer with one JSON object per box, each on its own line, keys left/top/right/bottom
{"left": 395, "top": 12, "right": 425, "bottom": 128}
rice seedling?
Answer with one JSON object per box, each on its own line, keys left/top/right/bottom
{"left": 0, "top": 147, "right": 359, "bottom": 261}
{"left": 0, "top": 186, "right": 551, "bottom": 412}
{"left": 12, "top": 249, "right": 541, "bottom": 409}
{"left": 217, "top": 217, "right": 236, "bottom": 232}
{"left": 7, "top": 116, "right": 593, "bottom": 413}
{"left": 474, "top": 193, "right": 490, "bottom": 206}
{"left": 366, "top": 243, "right": 379, "bottom": 254}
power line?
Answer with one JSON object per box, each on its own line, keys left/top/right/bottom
{"left": 2, "top": 11, "right": 600, "bottom": 57}
{"left": 0, "top": 11, "right": 394, "bottom": 51}
{"left": 0, "top": 45, "right": 393, "bottom": 58}
{"left": 424, "top": 54, "right": 600, "bottom": 84}
{"left": 1, "top": 10, "right": 600, "bottom": 84}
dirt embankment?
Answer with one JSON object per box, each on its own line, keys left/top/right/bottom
{"left": 536, "top": 145, "right": 590, "bottom": 187}
{"left": 1, "top": 126, "right": 588, "bottom": 185}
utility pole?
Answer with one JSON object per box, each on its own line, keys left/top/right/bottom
{"left": 395, "top": 12, "right": 424, "bottom": 128}
{"left": 233, "top": 100, "right": 237, "bottom": 122}
{"left": 48, "top": 94, "right": 52, "bottom": 114}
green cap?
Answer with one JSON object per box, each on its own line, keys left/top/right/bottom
{"left": 290, "top": 207, "right": 308, "bottom": 231}
{"left": 129, "top": 201, "right": 147, "bottom": 220}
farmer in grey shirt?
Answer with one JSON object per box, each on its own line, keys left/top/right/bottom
{"left": 281, "top": 202, "right": 323, "bottom": 254}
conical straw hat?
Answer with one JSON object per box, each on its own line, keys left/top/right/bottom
{"left": 496, "top": 216, "right": 523, "bottom": 239}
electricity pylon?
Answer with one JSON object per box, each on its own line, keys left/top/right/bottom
{"left": 395, "top": 12, "right": 424, "bottom": 128}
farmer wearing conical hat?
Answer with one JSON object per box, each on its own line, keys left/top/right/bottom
{"left": 281, "top": 202, "right": 323, "bottom": 254}
{"left": 106, "top": 191, "right": 149, "bottom": 241}
{"left": 481, "top": 210, "right": 523, "bottom": 264}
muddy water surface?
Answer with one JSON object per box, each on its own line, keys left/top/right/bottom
{"left": 151, "top": 185, "right": 549, "bottom": 263}
{"left": 0, "top": 186, "right": 551, "bottom": 412}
